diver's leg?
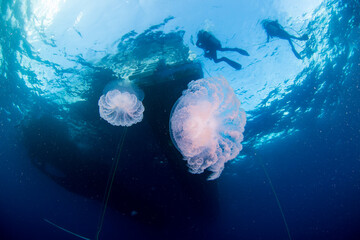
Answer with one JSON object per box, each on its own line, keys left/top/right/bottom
{"left": 288, "top": 39, "right": 302, "bottom": 59}
{"left": 214, "top": 57, "right": 242, "bottom": 70}
{"left": 212, "top": 50, "right": 242, "bottom": 70}
{"left": 219, "top": 47, "right": 250, "bottom": 56}
{"left": 297, "top": 34, "right": 309, "bottom": 41}
{"left": 205, "top": 50, "right": 217, "bottom": 61}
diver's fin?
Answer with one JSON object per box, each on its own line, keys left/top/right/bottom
{"left": 298, "top": 34, "right": 309, "bottom": 41}
{"left": 228, "top": 61, "right": 242, "bottom": 70}
{"left": 288, "top": 39, "right": 302, "bottom": 59}
{"left": 236, "top": 48, "right": 250, "bottom": 56}
{"left": 220, "top": 57, "right": 242, "bottom": 70}
{"left": 291, "top": 48, "right": 302, "bottom": 59}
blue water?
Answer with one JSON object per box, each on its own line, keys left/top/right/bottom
{"left": 1, "top": 0, "right": 359, "bottom": 239}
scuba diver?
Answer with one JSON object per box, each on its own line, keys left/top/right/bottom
{"left": 261, "top": 19, "right": 308, "bottom": 59}
{"left": 196, "top": 30, "right": 249, "bottom": 70}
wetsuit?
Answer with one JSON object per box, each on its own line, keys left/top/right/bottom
{"left": 196, "top": 30, "right": 249, "bottom": 70}
{"left": 262, "top": 20, "right": 308, "bottom": 59}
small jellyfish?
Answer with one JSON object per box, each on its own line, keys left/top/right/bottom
{"left": 169, "top": 76, "right": 246, "bottom": 180}
{"left": 98, "top": 80, "right": 144, "bottom": 127}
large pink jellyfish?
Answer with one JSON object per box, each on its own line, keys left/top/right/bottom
{"left": 169, "top": 76, "right": 246, "bottom": 180}
{"left": 98, "top": 80, "right": 144, "bottom": 127}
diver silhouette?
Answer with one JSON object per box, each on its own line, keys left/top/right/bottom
{"left": 261, "top": 19, "right": 308, "bottom": 59}
{"left": 196, "top": 30, "right": 249, "bottom": 70}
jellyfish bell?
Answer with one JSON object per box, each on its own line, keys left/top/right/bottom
{"left": 169, "top": 76, "right": 246, "bottom": 180}
{"left": 98, "top": 79, "right": 145, "bottom": 127}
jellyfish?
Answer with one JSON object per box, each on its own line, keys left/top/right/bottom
{"left": 98, "top": 80, "right": 145, "bottom": 127}
{"left": 169, "top": 76, "right": 246, "bottom": 180}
